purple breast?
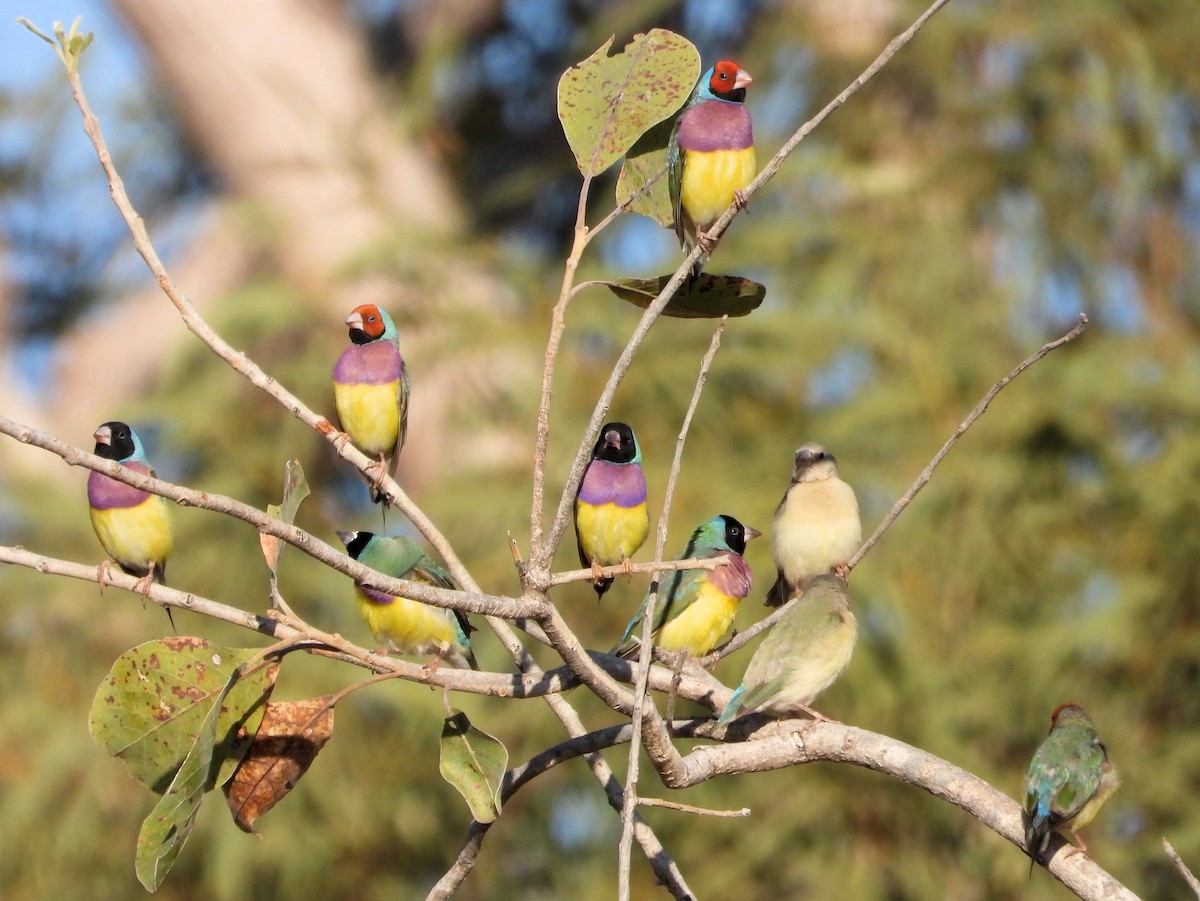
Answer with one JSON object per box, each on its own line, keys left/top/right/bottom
{"left": 88, "top": 461, "right": 154, "bottom": 511}
{"left": 677, "top": 101, "right": 753, "bottom": 153}
{"left": 334, "top": 340, "right": 404, "bottom": 386}
{"left": 708, "top": 553, "right": 752, "bottom": 599}
{"left": 359, "top": 584, "right": 395, "bottom": 606}
{"left": 577, "top": 460, "right": 647, "bottom": 508}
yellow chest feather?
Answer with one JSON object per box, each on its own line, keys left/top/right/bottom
{"left": 334, "top": 381, "right": 401, "bottom": 456}
{"left": 355, "top": 588, "right": 458, "bottom": 658}
{"left": 575, "top": 501, "right": 650, "bottom": 566}
{"left": 681, "top": 147, "right": 757, "bottom": 232}
{"left": 656, "top": 582, "right": 741, "bottom": 656}
{"left": 89, "top": 497, "right": 172, "bottom": 571}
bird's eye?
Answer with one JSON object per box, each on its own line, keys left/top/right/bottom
{"left": 118, "top": 429, "right": 128, "bottom": 439}
{"left": 719, "top": 72, "right": 728, "bottom": 80}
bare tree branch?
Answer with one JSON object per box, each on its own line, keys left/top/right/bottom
{"left": 849, "top": 313, "right": 1089, "bottom": 569}
{"left": 1164, "top": 838, "right": 1200, "bottom": 899}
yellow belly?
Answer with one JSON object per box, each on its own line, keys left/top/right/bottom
{"left": 575, "top": 501, "right": 650, "bottom": 567}
{"left": 334, "top": 381, "right": 400, "bottom": 456}
{"left": 89, "top": 497, "right": 173, "bottom": 574}
{"left": 680, "top": 147, "right": 756, "bottom": 233}
{"left": 656, "top": 582, "right": 741, "bottom": 656}
{"left": 355, "top": 588, "right": 460, "bottom": 659}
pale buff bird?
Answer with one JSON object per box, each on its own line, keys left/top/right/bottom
{"left": 718, "top": 574, "right": 856, "bottom": 724}
{"left": 765, "top": 443, "right": 861, "bottom": 608}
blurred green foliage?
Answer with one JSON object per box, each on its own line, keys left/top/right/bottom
{"left": 3, "top": 0, "right": 1200, "bottom": 898}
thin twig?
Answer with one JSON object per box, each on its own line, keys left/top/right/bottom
{"left": 699, "top": 597, "right": 799, "bottom": 666}
{"left": 1164, "top": 839, "right": 1200, "bottom": 899}
{"left": 637, "top": 797, "right": 750, "bottom": 818}
{"left": 528, "top": 170, "right": 595, "bottom": 563}
{"left": 548, "top": 554, "right": 728, "bottom": 587}
{"left": 848, "top": 314, "right": 1089, "bottom": 569}
{"left": 619, "top": 318, "right": 727, "bottom": 900}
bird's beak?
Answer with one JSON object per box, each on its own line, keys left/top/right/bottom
{"left": 93, "top": 425, "right": 112, "bottom": 446}
{"left": 345, "top": 311, "right": 364, "bottom": 330}
{"left": 336, "top": 530, "right": 357, "bottom": 547}
{"left": 734, "top": 69, "right": 753, "bottom": 91}
{"left": 604, "top": 430, "right": 621, "bottom": 450}
{"left": 744, "top": 525, "right": 762, "bottom": 542}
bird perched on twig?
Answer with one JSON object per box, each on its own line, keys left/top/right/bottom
{"left": 1024, "top": 703, "right": 1118, "bottom": 873}
{"left": 765, "top": 443, "right": 860, "bottom": 608}
{"left": 87, "top": 421, "right": 175, "bottom": 628}
{"left": 337, "top": 530, "right": 477, "bottom": 670}
{"left": 615, "top": 514, "right": 758, "bottom": 659}
{"left": 718, "top": 574, "right": 856, "bottom": 725}
{"left": 574, "top": 422, "right": 650, "bottom": 598}
{"left": 669, "top": 59, "right": 756, "bottom": 277}
{"left": 332, "top": 304, "right": 409, "bottom": 504}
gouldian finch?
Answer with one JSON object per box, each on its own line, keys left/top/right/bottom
{"left": 337, "top": 530, "right": 477, "bottom": 670}
{"left": 615, "top": 514, "right": 759, "bottom": 659}
{"left": 87, "top": 421, "right": 174, "bottom": 625}
{"left": 765, "top": 443, "right": 861, "bottom": 608}
{"left": 718, "top": 574, "right": 856, "bottom": 724}
{"left": 574, "top": 422, "right": 650, "bottom": 598}
{"left": 332, "top": 304, "right": 409, "bottom": 503}
{"left": 1024, "top": 704, "right": 1119, "bottom": 870}
{"left": 669, "top": 59, "right": 756, "bottom": 275}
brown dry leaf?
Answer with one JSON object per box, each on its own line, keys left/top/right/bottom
{"left": 223, "top": 696, "right": 335, "bottom": 833}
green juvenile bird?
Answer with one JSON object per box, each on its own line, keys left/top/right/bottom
{"left": 1024, "top": 704, "right": 1119, "bottom": 872}
{"left": 718, "top": 574, "right": 856, "bottom": 724}
{"left": 615, "top": 514, "right": 759, "bottom": 659}
{"left": 337, "top": 530, "right": 477, "bottom": 670}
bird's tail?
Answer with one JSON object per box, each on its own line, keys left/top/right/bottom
{"left": 716, "top": 685, "right": 745, "bottom": 725}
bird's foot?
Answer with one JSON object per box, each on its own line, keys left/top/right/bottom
{"left": 733, "top": 189, "right": 749, "bottom": 212}
{"left": 1068, "top": 831, "right": 1089, "bottom": 853}
{"left": 330, "top": 429, "right": 352, "bottom": 453}
{"left": 696, "top": 230, "right": 717, "bottom": 255}
{"left": 422, "top": 654, "right": 446, "bottom": 678}
{"left": 589, "top": 560, "right": 605, "bottom": 585}
{"left": 832, "top": 561, "right": 852, "bottom": 580}
{"left": 800, "top": 703, "right": 836, "bottom": 724}
{"left": 620, "top": 557, "right": 637, "bottom": 579}
{"left": 96, "top": 559, "right": 115, "bottom": 593}
{"left": 368, "top": 455, "right": 391, "bottom": 502}
{"left": 132, "top": 572, "right": 155, "bottom": 601}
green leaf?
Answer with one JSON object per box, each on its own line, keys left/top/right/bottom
{"left": 615, "top": 118, "right": 676, "bottom": 227}
{"left": 557, "top": 29, "right": 698, "bottom": 177}
{"left": 260, "top": 459, "right": 310, "bottom": 575}
{"left": 134, "top": 668, "right": 242, "bottom": 892}
{"left": 607, "top": 274, "right": 767, "bottom": 318}
{"left": 439, "top": 711, "right": 508, "bottom": 823}
{"left": 88, "top": 638, "right": 277, "bottom": 794}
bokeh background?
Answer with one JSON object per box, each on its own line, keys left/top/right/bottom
{"left": 2, "top": 0, "right": 1199, "bottom": 898}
